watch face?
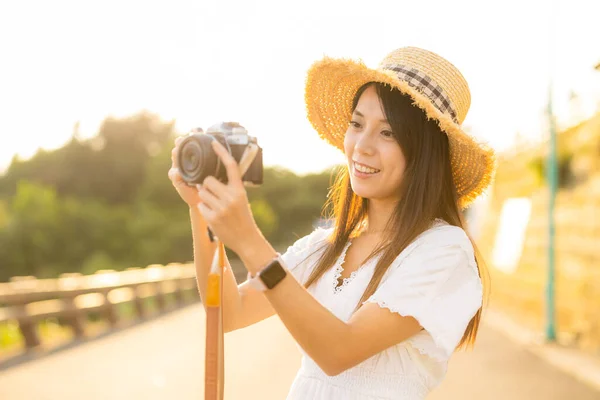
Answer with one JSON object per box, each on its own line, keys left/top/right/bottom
{"left": 260, "top": 260, "right": 287, "bottom": 289}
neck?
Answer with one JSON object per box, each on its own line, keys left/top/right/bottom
{"left": 361, "top": 197, "right": 398, "bottom": 235}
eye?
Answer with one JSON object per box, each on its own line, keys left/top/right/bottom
{"left": 381, "top": 130, "right": 394, "bottom": 138}
{"left": 349, "top": 120, "right": 361, "bottom": 128}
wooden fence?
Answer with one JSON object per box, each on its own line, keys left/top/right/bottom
{"left": 0, "top": 263, "right": 199, "bottom": 351}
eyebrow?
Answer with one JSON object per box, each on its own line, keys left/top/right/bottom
{"left": 353, "top": 110, "right": 389, "bottom": 124}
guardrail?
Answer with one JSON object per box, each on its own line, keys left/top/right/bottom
{"left": 0, "top": 263, "right": 199, "bottom": 351}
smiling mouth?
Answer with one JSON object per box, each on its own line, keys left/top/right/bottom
{"left": 353, "top": 161, "right": 381, "bottom": 174}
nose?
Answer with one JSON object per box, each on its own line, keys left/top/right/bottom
{"left": 354, "top": 128, "right": 376, "bottom": 156}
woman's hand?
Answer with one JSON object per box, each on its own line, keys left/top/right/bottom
{"left": 195, "top": 140, "right": 262, "bottom": 256}
{"left": 168, "top": 136, "right": 203, "bottom": 208}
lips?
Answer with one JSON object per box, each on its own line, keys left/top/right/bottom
{"left": 353, "top": 160, "right": 380, "bottom": 173}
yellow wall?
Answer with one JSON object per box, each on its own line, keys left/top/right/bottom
{"left": 478, "top": 113, "right": 600, "bottom": 352}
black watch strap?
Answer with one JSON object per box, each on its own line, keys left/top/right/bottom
{"left": 259, "top": 257, "right": 288, "bottom": 289}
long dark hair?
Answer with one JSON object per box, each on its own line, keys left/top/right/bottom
{"left": 303, "top": 82, "right": 489, "bottom": 350}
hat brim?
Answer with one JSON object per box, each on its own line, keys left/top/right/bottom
{"left": 304, "top": 56, "right": 496, "bottom": 209}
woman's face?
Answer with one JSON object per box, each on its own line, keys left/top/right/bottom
{"left": 344, "top": 85, "right": 406, "bottom": 203}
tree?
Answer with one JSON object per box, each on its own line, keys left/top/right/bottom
{"left": 0, "top": 111, "right": 338, "bottom": 281}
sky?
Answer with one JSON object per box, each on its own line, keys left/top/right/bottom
{"left": 1, "top": 0, "right": 599, "bottom": 176}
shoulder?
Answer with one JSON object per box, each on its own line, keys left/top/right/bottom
{"left": 386, "top": 220, "right": 477, "bottom": 281}
{"left": 414, "top": 219, "right": 474, "bottom": 258}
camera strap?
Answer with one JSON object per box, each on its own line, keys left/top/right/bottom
{"left": 203, "top": 143, "right": 259, "bottom": 399}
{"left": 205, "top": 239, "right": 225, "bottom": 400}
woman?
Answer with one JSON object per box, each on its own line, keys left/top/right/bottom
{"left": 168, "top": 46, "right": 496, "bottom": 399}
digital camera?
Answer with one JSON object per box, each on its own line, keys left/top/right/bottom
{"left": 176, "top": 122, "right": 263, "bottom": 186}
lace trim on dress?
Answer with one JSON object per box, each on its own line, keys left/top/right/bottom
{"left": 332, "top": 241, "right": 353, "bottom": 294}
{"left": 331, "top": 219, "right": 447, "bottom": 295}
{"left": 407, "top": 334, "right": 448, "bottom": 362}
{"left": 365, "top": 297, "right": 448, "bottom": 362}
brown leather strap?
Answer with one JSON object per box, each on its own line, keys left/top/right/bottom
{"left": 205, "top": 242, "right": 225, "bottom": 399}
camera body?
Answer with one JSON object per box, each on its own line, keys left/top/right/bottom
{"left": 176, "top": 122, "right": 263, "bottom": 186}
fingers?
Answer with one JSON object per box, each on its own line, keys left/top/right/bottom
{"left": 202, "top": 176, "right": 231, "bottom": 201}
{"left": 211, "top": 140, "right": 242, "bottom": 186}
{"left": 168, "top": 167, "right": 190, "bottom": 190}
{"left": 171, "top": 136, "right": 185, "bottom": 167}
{"left": 171, "top": 147, "right": 177, "bottom": 167}
{"left": 168, "top": 167, "right": 181, "bottom": 183}
{"left": 197, "top": 184, "right": 222, "bottom": 212}
{"left": 197, "top": 202, "right": 215, "bottom": 222}
{"left": 169, "top": 168, "right": 192, "bottom": 194}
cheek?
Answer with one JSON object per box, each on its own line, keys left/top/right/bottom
{"left": 386, "top": 148, "right": 407, "bottom": 181}
{"left": 397, "top": 155, "right": 407, "bottom": 177}
{"left": 343, "top": 131, "right": 354, "bottom": 157}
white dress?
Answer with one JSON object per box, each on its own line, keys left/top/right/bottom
{"left": 279, "top": 219, "right": 483, "bottom": 400}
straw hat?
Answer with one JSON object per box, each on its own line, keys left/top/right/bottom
{"left": 305, "top": 46, "right": 496, "bottom": 209}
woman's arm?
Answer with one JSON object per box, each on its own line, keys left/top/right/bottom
{"left": 190, "top": 206, "right": 275, "bottom": 333}
{"left": 189, "top": 205, "right": 237, "bottom": 329}
{"left": 189, "top": 205, "right": 243, "bottom": 333}
{"left": 239, "top": 236, "right": 423, "bottom": 377}
{"left": 230, "top": 280, "right": 276, "bottom": 332}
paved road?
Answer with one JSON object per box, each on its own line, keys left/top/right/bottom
{"left": 0, "top": 304, "right": 598, "bottom": 399}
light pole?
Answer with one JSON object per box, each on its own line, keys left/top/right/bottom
{"left": 545, "top": 0, "right": 558, "bottom": 342}
{"left": 546, "top": 81, "right": 557, "bottom": 342}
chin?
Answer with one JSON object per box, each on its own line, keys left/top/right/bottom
{"left": 351, "top": 182, "right": 398, "bottom": 203}
{"left": 349, "top": 182, "right": 376, "bottom": 199}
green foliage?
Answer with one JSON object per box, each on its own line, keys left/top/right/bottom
{"left": 0, "top": 112, "right": 336, "bottom": 281}
{"left": 527, "top": 151, "right": 575, "bottom": 189}
{"left": 0, "top": 111, "right": 177, "bottom": 205}
{"left": 0, "top": 320, "right": 23, "bottom": 349}
{"left": 250, "top": 199, "right": 278, "bottom": 237}
{"left": 247, "top": 167, "right": 335, "bottom": 244}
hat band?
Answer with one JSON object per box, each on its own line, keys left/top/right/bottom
{"left": 381, "top": 64, "right": 459, "bottom": 124}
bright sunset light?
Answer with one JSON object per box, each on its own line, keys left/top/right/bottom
{"left": 1, "top": 0, "right": 598, "bottom": 175}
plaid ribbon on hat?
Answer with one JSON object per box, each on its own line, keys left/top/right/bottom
{"left": 382, "top": 64, "right": 459, "bottom": 124}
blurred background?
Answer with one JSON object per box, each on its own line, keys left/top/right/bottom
{"left": 0, "top": 0, "right": 599, "bottom": 399}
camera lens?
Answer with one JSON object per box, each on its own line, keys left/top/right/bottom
{"left": 177, "top": 134, "right": 224, "bottom": 184}
{"left": 182, "top": 142, "right": 201, "bottom": 172}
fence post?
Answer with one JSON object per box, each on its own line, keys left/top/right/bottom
{"left": 16, "top": 310, "right": 41, "bottom": 350}
{"left": 63, "top": 296, "right": 86, "bottom": 339}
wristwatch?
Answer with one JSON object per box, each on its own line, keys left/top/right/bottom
{"left": 247, "top": 253, "right": 288, "bottom": 291}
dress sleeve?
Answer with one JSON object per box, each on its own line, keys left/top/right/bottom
{"left": 362, "top": 226, "right": 483, "bottom": 360}
{"left": 280, "top": 227, "right": 331, "bottom": 284}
